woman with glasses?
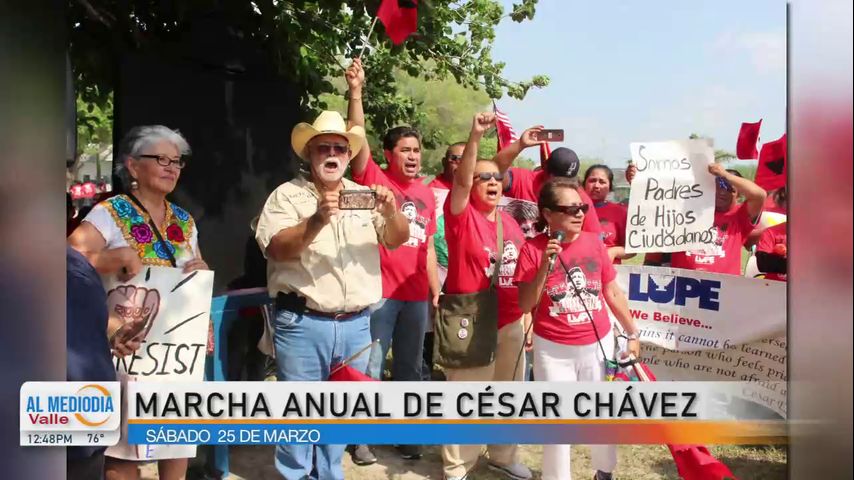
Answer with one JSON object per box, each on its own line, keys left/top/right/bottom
{"left": 438, "top": 112, "right": 532, "bottom": 480}
{"left": 514, "top": 178, "right": 641, "bottom": 480}
{"left": 583, "top": 164, "right": 635, "bottom": 264}
{"left": 68, "top": 125, "right": 208, "bottom": 480}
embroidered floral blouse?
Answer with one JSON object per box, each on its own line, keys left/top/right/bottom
{"left": 83, "top": 194, "right": 199, "bottom": 268}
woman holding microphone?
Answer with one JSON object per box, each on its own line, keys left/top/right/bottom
{"left": 514, "top": 178, "right": 641, "bottom": 480}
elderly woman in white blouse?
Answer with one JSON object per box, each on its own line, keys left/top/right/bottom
{"left": 68, "top": 125, "right": 208, "bottom": 480}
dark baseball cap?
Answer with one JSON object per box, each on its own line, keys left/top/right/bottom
{"left": 545, "top": 147, "right": 580, "bottom": 178}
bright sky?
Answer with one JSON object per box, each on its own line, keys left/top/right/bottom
{"left": 491, "top": 0, "right": 787, "bottom": 166}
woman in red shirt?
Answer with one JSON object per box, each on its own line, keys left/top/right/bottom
{"left": 515, "top": 178, "right": 641, "bottom": 480}
{"left": 583, "top": 164, "right": 635, "bottom": 264}
{"left": 440, "top": 113, "right": 532, "bottom": 480}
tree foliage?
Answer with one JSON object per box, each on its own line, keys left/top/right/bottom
{"left": 69, "top": 0, "right": 550, "bottom": 148}
{"left": 689, "top": 132, "right": 736, "bottom": 162}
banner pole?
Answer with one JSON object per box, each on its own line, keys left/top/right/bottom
{"left": 358, "top": 15, "right": 380, "bottom": 58}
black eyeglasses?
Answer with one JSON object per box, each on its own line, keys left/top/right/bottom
{"left": 312, "top": 143, "right": 350, "bottom": 156}
{"left": 446, "top": 154, "right": 463, "bottom": 162}
{"left": 138, "top": 154, "right": 186, "bottom": 169}
{"left": 473, "top": 172, "right": 504, "bottom": 182}
{"left": 550, "top": 203, "right": 589, "bottom": 216}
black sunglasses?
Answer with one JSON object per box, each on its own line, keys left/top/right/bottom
{"left": 717, "top": 177, "right": 735, "bottom": 192}
{"left": 446, "top": 154, "right": 463, "bottom": 162}
{"left": 312, "top": 143, "right": 350, "bottom": 156}
{"left": 473, "top": 172, "right": 504, "bottom": 182}
{"left": 550, "top": 203, "right": 589, "bottom": 216}
{"left": 138, "top": 154, "right": 186, "bottom": 169}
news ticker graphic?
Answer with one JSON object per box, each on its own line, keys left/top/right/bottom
{"left": 126, "top": 381, "right": 787, "bottom": 446}
{"left": 20, "top": 382, "right": 121, "bottom": 447}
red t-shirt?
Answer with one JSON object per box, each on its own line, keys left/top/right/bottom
{"left": 670, "top": 203, "right": 758, "bottom": 275}
{"left": 443, "top": 201, "right": 525, "bottom": 329}
{"left": 505, "top": 167, "right": 601, "bottom": 234}
{"left": 352, "top": 155, "right": 436, "bottom": 301}
{"left": 514, "top": 232, "right": 616, "bottom": 346}
{"left": 756, "top": 222, "right": 787, "bottom": 282}
{"left": 427, "top": 175, "right": 453, "bottom": 191}
{"left": 594, "top": 201, "right": 628, "bottom": 264}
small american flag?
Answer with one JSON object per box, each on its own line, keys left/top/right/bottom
{"left": 493, "top": 103, "right": 518, "bottom": 151}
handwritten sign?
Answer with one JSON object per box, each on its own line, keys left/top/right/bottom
{"left": 625, "top": 140, "right": 716, "bottom": 253}
{"left": 104, "top": 266, "right": 214, "bottom": 461}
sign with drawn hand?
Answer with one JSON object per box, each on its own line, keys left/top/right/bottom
{"left": 104, "top": 266, "right": 214, "bottom": 461}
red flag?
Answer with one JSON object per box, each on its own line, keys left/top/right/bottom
{"left": 736, "top": 120, "right": 762, "bottom": 160}
{"left": 618, "top": 360, "right": 737, "bottom": 480}
{"left": 494, "top": 105, "right": 518, "bottom": 151}
{"left": 755, "top": 133, "right": 787, "bottom": 191}
{"left": 377, "top": 0, "right": 418, "bottom": 45}
{"left": 669, "top": 445, "right": 738, "bottom": 480}
{"left": 328, "top": 364, "right": 377, "bottom": 382}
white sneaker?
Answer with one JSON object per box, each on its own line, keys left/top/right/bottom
{"left": 444, "top": 475, "right": 467, "bottom": 480}
{"left": 487, "top": 461, "right": 533, "bottom": 480}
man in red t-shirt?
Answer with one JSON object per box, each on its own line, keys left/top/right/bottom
{"left": 670, "top": 166, "right": 767, "bottom": 275}
{"left": 755, "top": 222, "right": 787, "bottom": 281}
{"left": 422, "top": 143, "right": 465, "bottom": 382}
{"left": 492, "top": 130, "right": 601, "bottom": 234}
{"left": 345, "top": 59, "right": 439, "bottom": 462}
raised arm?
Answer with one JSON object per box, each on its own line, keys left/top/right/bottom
{"left": 449, "top": 112, "right": 495, "bottom": 216}
{"left": 493, "top": 126, "right": 544, "bottom": 190}
{"left": 346, "top": 58, "right": 370, "bottom": 177}
{"left": 709, "top": 163, "right": 767, "bottom": 220}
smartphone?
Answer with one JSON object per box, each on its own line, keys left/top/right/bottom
{"left": 534, "top": 129, "right": 564, "bottom": 142}
{"left": 339, "top": 190, "right": 377, "bottom": 210}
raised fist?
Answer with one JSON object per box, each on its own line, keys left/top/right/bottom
{"left": 107, "top": 285, "right": 161, "bottom": 345}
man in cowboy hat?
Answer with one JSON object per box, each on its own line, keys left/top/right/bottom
{"left": 254, "top": 110, "right": 409, "bottom": 480}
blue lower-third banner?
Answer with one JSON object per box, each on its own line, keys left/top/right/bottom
{"left": 127, "top": 421, "right": 786, "bottom": 446}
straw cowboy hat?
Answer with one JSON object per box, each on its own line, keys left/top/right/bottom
{"left": 291, "top": 111, "right": 366, "bottom": 161}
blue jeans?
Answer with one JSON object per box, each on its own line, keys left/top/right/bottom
{"left": 368, "top": 298, "right": 428, "bottom": 381}
{"left": 272, "top": 308, "right": 371, "bottom": 480}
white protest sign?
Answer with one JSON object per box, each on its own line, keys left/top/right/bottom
{"left": 611, "top": 265, "right": 787, "bottom": 417}
{"left": 625, "top": 140, "right": 716, "bottom": 253}
{"left": 104, "top": 266, "right": 214, "bottom": 461}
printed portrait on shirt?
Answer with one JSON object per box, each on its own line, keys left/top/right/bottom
{"left": 686, "top": 223, "right": 728, "bottom": 264}
{"left": 599, "top": 218, "right": 616, "bottom": 244}
{"left": 399, "top": 199, "right": 430, "bottom": 248}
{"left": 545, "top": 264, "right": 603, "bottom": 324}
{"left": 483, "top": 240, "right": 520, "bottom": 287}
{"left": 499, "top": 198, "right": 540, "bottom": 239}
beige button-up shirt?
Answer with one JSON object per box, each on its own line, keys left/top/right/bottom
{"left": 255, "top": 175, "right": 388, "bottom": 313}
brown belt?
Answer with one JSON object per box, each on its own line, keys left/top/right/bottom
{"left": 304, "top": 308, "right": 365, "bottom": 321}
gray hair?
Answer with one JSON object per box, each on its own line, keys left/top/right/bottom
{"left": 115, "top": 125, "right": 191, "bottom": 189}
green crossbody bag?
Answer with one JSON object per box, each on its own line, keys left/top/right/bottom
{"left": 434, "top": 214, "right": 504, "bottom": 369}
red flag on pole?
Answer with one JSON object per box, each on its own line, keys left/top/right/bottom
{"left": 755, "top": 133, "right": 787, "bottom": 191}
{"left": 328, "top": 364, "right": 377, "bottom": 382}
{"left": 377, "top": 0, "right": 418, "bottom": 45}
{"left": 493, "top": 104, "right": 518, "bottom": 151}
{"left": 617, "top": 359, "right": 737, "bottom": 480}
{"left": 736, "top": 120, "right": 762, "bottom": 160}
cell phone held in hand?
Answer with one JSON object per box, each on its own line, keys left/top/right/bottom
{"left": 339, "top": 190, "right": 377, "bottom": 210}
{"left": 534, "top": 129, "right": 564, "bottom": 142}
